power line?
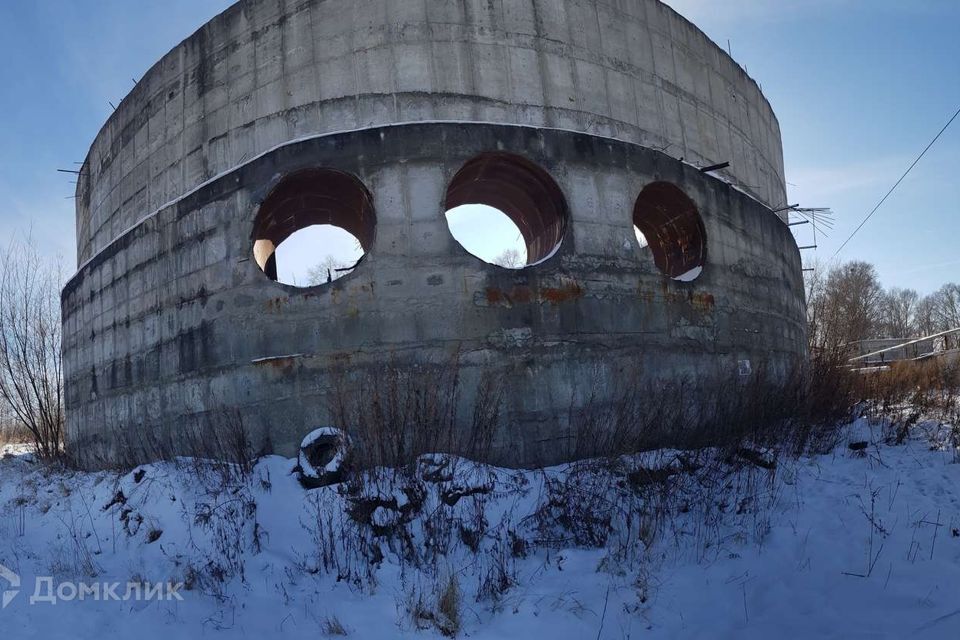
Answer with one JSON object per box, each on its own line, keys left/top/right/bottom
{"left": 832, "top": 104, "right": 960, "bottom": 258}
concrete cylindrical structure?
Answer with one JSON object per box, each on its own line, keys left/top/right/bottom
{"left": 63, "top": 0, "right": 805, "bottom": 467}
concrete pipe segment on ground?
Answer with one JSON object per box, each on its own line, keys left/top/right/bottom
{"left": 62, "top": 0, "right": 806, "bottom": 468}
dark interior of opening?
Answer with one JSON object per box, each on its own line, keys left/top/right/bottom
{"left": 303, "top": 434, "right": 339, "bottom": 471}
{"left": 632, "top": 181, "right": 707, "bottom": 279}
{"left": 252, "top": 168, "right": 376, "bottom": 283}
{"left": 444, "top": 152, "right": 568, "bottom": 266}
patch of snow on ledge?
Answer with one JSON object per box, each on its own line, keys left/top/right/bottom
{"left": 673, "top": 265, "right": 703, "bottom": 282}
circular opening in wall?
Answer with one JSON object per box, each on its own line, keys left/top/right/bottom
{"left": 632, "top": 181, "right": 706, "bottom": 281}
{"left": 272, "top": 225, "right": 365, "bottom": 286}
{"left": 444, "top": 152, "right": 567, "bottom": 269}
{"left": 252, "top": 168, "right": 375, "bottom": 287}
{"left": 445, "top": 204, "right": 528, "bottom": 269}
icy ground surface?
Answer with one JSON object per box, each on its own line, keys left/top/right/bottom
{"left": 1, "top": 419, "right": 960, "bottom": 639}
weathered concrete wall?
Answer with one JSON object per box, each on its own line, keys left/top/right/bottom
{"left": 75, "top": 0, "right": 786, "bottom": 266}
{"left": 63, "top": 123, "right": 805, "bottom": 467}
{"left": 64, "top": 0, "right": 803, "bottom": 468}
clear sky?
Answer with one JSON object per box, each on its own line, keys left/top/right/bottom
{"left": 663, "top": 0, "right": 960, "bottom": 294}
{"left": 0, "top": 1, "right": 957, "bottom": 293}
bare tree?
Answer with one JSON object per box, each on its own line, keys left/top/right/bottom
{"left": 0, "top": 400, "right": 20, "bottom": 444}
{"left": 915, "top": 294, "right": 940, "bottom": 337}
{"left": 306, "top": 255, "right": 345, "bottom": 286}
{"left": 305, "top": 250, "right": 365, "bottom": 286}
{"left": 803, "top": 260, "right": 829, "bottom": 351}
{"left": 0, "top": 235, "right": 64, "bottom": 458}
{"left": 806, "top": 261, "right": 884, "bottom": 351}
{"left": 879, "top": 287, "right": 918, "bottom": 338}
{"left": 805, "top": 258, "right": 958, "bottom": 354}
{"left": 931, "top": 283, "right": 960, "bottom": 331}
{"left": 492, "top": 248, "right": 526, "bottom": 269}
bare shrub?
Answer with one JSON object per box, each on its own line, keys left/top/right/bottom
{"left": 436, "top": 574, "right": 462, "bottom": 637}
{"left": 854, "top": 358, "right": 960, "bottom": 444}
{"left": 320, "top": 615, "right": 349, "bottom": 636}
{"left": 569, "top": 350, "right": 857, "bottom": 463}
{"left": 297, "top": 347, "right": 956, "bottom": 616}
{"left": 526, "top": 442, "right": 787, "bottom": 576}
{"left": 178, "top": 409, "right": 257, "bottom": 485}
{"left": 70, "top": 351, "right": 860, "bottom": 481}
{"left": 71, "top": 407, "right": 257, "bottom": 479}
{"left": 791, "top": 347, "right": 860, "bottom": 454}
{"left": 0, "top": 234, "right": 64, "bottom": 459}
{"left": 474, "top": 525, "right": 520, "bottom": 605}
{"left": 300, "top": 445, "right": 789, "bottom": 619}
{"left": 172, "top": 412, "right": 264, "bottom": 598}
{"left": 48, "top": 489, "right": 104, "bottom": 579}
{"left": 407, "top": 573, "right": 462, "bottom": 637}
{"left": 328, "top": 355, "right": 460, "bottom": 470}
{"left": 327, "top": 353, "right": 503, "bottom": 471}
{"left": 0, "top": 410, "right": 31, "bottom": 447}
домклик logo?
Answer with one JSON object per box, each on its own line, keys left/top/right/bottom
{"left": 0, "top": 564, "right": 20, "bottom": 609}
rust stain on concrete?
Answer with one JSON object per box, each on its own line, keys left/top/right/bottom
{"left": 252, "top": 355, "right": 299, "bottom": 372}
{"left": 485, "top": 287, "right": 505, "bottom": 306}
{"left": 483, "top": 282, "right": 581, "bottom": 307}
{"left": 264, "top": 297, "right": 288, "bottom": 312}
{"left": 540, "top": 282, "right": 584, "bottom": 305}
{"left": 691, "top": 292, "right": 715, "bottom": 311}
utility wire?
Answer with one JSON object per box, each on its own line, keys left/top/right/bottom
{"left": 832, "top": 104, "right": 960, "bottom": 258}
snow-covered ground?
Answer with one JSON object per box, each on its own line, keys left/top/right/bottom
{"left": 1, "top": 418, "right": 959, "bottom": 639}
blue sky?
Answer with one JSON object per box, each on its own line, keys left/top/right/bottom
{"left": 0, "top": 1, "right": 233, "bottom": 260}
{"left": 0, "top": 1, "right": 957, "bottom": 292}
{"left": 664, "top": 0, "right": 960, "bottom": 293}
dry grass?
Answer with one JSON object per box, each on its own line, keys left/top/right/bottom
{"left": 408, "top": 573, "right": 462, "bottom": 637}
{"left": 301, "top": 351, "right": 956, "bottom": 617}
{"left": 326, "top": 353, "right": 503, "bottom": 471}
{"left": 0, "top": 419, "right": 32, "bottom": 448}
{"left": 320, "top": 615, "right": 349, "bottom": 636}
{"left": 322, "top": 348, "right": 861, "bottom": 488}
{"left": 436, "top": 574, "right": 462, "bottom": 638}
{"left": 65, "top": 349, "right": 958, "bottom": 491}
{"left": 569, "top": 349, "right": 858, "bottom": 463}
{"left": 856, "top": 359, "right": 958, "bottom": 413}
{"left": 68, "top": 407, "right": 257, "bottom": 479}
{"left": 853, "top": 359, "right": 960, "bottom": 445}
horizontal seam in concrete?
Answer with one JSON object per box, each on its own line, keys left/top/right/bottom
{"left": 251, "top": 354, "right": 304, "bottom": 364}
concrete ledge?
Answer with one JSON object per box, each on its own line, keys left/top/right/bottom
{"left": 63, "top": 122, "right": 805, "bottom": 468}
